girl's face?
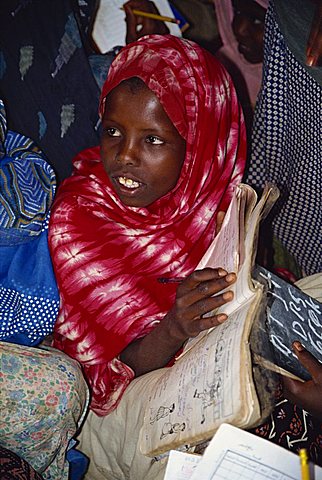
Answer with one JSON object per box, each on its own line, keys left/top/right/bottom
{"left": 232, "top": 0, "right": 266, "bottom": 64}
{"left": 101, "top": 81, "right": 186, "bottom": 208}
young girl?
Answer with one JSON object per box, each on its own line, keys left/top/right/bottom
{"left": 49, "top": 34, "right": 322, "bottom": 478}
{"left": 48, "top": 34, "right": 245, "bottom": 478}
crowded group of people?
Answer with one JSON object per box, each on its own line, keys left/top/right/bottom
{"left": 0, "top": 0, "right": 321, "bottom": 479}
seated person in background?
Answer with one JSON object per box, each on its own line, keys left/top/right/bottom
{"left": 0, "top": 0, "right": 101, "bottom": 183}
{"left": 48, "top": 33, "right": 243, "bottom": 479}
{"left": 88, "top": 0, "right": 173, "bottom": 90}
{"left": 0, "top": 99, "right": 89, "bottom": 480}
{"left": 213, "top": 0, "right": 268, "bottom": 137}
{"left": 0, "top": 0, "right": 175, "bottom": 183}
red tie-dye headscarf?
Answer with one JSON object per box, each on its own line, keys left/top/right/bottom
{"left": 49, "top": 35, "right": 246, "bottom": 415}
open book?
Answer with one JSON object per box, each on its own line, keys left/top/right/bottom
{"left": 139, "top": 183, "right": 280, "bottom": 456}
{"left": 164, "top": 423, "right": 322, "bottom": 480}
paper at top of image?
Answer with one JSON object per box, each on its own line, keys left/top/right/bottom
{"left": 92, "top": 0, "right": 182, "bottom": 54}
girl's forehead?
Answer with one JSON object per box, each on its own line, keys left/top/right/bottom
{"left": 232, "top": 0, "right": 267, "bottom": 19}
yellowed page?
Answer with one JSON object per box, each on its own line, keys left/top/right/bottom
{"left": 139, "top": 184, "right": 279, "bottom": 456}
{"left": 139, "top": 298, "right": 257, "bottom": 456}
{"left": 182, "top": 184, "right": 257, "bottom": 355}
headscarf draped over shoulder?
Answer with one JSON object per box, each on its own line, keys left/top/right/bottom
{"left": 49, "top": 35, "right": 246, "bottom": 415}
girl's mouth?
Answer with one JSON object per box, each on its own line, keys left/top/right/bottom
{"left": 117, "top": 176, "right": 141, "bottom": 189}
{"left": 112, "top": 176, "right": 146, "bottom": 199}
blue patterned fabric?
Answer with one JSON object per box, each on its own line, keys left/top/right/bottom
{"left": 246, "top": 0, "right": 322, "bottom": 276}
{"left": 0, "top": 99, "right": 59, "bottom": 346}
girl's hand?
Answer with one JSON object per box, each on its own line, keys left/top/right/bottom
{"left": 283, "top": 341, "right": 322, "bottom": 420}
{"left": 120, "top": 268, "right": 235, "bottom": 377}
{"left": 123, "top": 0, "right": 169, "bottom": 45}
{"left": 163, "top": 267, "right": 236, "bottom": 341}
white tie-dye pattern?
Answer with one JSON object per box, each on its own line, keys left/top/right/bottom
{"left": 56, "top": 243, "right": 92, "bottom": 272}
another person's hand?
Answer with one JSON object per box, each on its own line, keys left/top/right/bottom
{"left": 163, "top": 267, "right": 236, "bottom": 341}
{"left": 306, "top": 2, "right": 322, "bottom": 66}
{"left": 283, "top": 341, "right": 322, "bottom": 420}
{"left": 123, "top": 0, "right": 169, "bottom": 44}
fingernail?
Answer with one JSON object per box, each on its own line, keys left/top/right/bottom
{"left": 218, "top": 269, "right": 227, "bottom": 277}
{"left": 226, "top": 273, "right": 235, "bottom": 282}
{"left": 293, "top": 341, "right": 304, "bottom": 351}
{"left": 223, "top": 291, "right": 233, "bottom": 300}
{"left": 217, "top": 314, "right": 227, "bottom": 323}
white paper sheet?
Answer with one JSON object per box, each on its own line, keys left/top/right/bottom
{"left": 163, "top": 451, "right": 201, "bottom": 480}
{"left": 92, "top": 0, "right": 181, "bottom": 53}
{"left": 164, "top": 424, "right": 322, "bottom": 479}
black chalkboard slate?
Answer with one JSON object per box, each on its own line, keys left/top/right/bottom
{"left": 253, "top": 265, "right": 322, "bottom": 381}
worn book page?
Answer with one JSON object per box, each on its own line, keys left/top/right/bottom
{"left": 139, "top": 184, "right": 278, "bottom": 456}
{"left": 139, "top": 297, "right": 258, "bottom": 456}
{"left": 196, "top": 185, "right": 257, "bottom": 315}
{"left": 182, "top": 185, "right": 258, "bottom": 355}
{"left": 91, "top": 0, "right": 181, "bottom": 53}
{"left": 183, "top": 184, "right": 278, "bottom": 355}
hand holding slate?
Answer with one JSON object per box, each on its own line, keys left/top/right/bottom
{"left": 253, "top": 266, "right": 322, "bottom": 381}
{"left": 283, "top": 341, "right": 322, "bottom": 420}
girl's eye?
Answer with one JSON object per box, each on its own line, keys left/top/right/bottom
{"left": 106, "top": 127, "right": 121, "bottom": 137}
{"left": 146, "top": 135, "right": 164, "bottom": 145}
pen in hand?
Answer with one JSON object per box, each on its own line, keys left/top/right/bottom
{"left": 157, "top": 277, "right": 185, "bottom": 284}
{"left": 120, "top": 7, "right": 180, "bottom": 25}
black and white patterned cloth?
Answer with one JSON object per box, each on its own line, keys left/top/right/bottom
{"left": 246, "top": 0, "right": 322, "bottom": 276}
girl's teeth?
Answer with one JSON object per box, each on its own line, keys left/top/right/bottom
{"left": 119, "top": 176, "right": 140, "bottom": 188}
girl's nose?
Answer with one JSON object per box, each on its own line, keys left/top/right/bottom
{"left": 116, "top": 139, "right": 139, "bottom": 166}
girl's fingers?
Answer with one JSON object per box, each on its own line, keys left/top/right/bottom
{"left": 178, "top": 268, "right": 235, "bottom": 299}
{"left": 124, "top": 4, "right": 138, "bottom": 43}
{"left": 188, "top": 290, "right": 234, "bottom": 321}
{"left": 194, "top": 313, "right": 228, "bottom": 333}
{"left": 174, "top": 269, "right": 235, "bottom": 321}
